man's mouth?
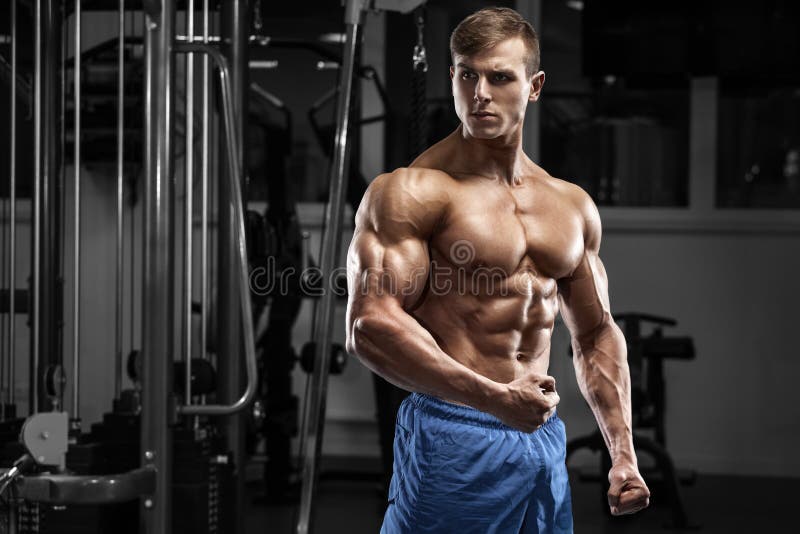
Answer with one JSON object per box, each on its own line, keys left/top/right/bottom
{"left": 472, "top": 111, "right": 496, "bottom": 118}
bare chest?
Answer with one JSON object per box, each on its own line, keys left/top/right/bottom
{"left": 431, "top": 180, "right": 585, "bottom": 280}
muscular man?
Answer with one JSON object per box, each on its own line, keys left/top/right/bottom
{"left": 345, "top": 8, "right": 650, "bottom": 533}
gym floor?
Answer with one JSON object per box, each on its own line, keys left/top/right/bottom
{"left": 244, "top": 457, "right": 797, "bottom": 533}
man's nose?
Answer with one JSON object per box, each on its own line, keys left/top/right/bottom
{"left": 474, "top": 76, "right": 491, "bottom": 103}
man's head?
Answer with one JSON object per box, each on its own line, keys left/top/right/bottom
{"left": 449, "top": 7, "right": 544, "bottom": 140}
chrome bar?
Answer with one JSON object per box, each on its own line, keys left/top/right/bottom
{"left": 200, "top": 0, "right": 210, "bottom": 371}
{"left": 296, "top": 6, "right": 363, "bottom": 533}
{"left": 58, "top": 1, "right": 67, "bottom": 412}
{"left": 248, "top": 60, "right": 279, "bottom": 70}
{"left": 31, "top": 0, "right": 42, "bottom": 415}
{"left": 72, "top": 0, "right": 82, "bottom": 421}
{"left": 7, "top": 0, "right": 17, "bottom": 407}
{"left": 142, "top": 0, "right": 175, "bottom": 531}
{"left": 176, "top": 35, "right": 221, "bottom": 42}
{"left": 173, "top": 42, "right": 257, "bottom": 417}
{"left": 31, "top": 0, "right": 62, "bottom": 415}
{"left": 129, "top": 182, "right": 135, "bottom": 355}
{"left": 183, "top": 0, "right": 195, "bottom": 405}
{"left": 115, "top": 0, "right": 125, "bottom": 400}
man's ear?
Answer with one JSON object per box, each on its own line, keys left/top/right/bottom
{"left": 449, "top": 65, "right": 455, "bottom": 80}
{"left": 528, "top": 70, "right": 545, "bottom": 102}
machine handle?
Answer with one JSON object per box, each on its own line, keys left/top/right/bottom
{"left": 172, "top": 42, "right": 257, "bottom": 416}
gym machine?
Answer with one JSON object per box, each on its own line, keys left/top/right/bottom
{"left": 0, "top": 1, "right": 258, "bottom": 533}
{"left": 292, "top": 1, "right": 428, "bottom": 533}
{"left": 1, "top": 0, "right": 438, "bottom": 532}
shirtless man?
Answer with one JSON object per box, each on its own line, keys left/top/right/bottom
{"left": 345, "top": 7, "right": 649, "bottom": 533}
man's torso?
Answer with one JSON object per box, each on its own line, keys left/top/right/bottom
{"left": 406, "top": 140, "right": 587, "bottom": 389}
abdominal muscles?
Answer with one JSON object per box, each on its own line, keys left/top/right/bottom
{"left": 412, "top": 266, "right": 559, "bottom": 384}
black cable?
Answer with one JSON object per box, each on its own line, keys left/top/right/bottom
{"left": 408, "top": 6, "right": 428, "bottom": 161}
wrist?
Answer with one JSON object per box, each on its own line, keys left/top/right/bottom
{"left": 470, "top": 374, "right": 504, "bottom": 413}
{"left": 610, "top": 449, "right": 638, "bottom": 468}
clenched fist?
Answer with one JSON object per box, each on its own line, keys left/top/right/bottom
{"left": 491, "top": 372, "right": 560, "bottom": 432}
{"left": 607, "top": 462, "right": 650, "bottom": 515}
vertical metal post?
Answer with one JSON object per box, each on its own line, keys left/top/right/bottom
{"left": 115, "top": 0, "right": 125, "bottom": 400}
{"left": 31, "top": 0, "right": 43, "bottom": 416}
{"left": 32, "top": 0, "right": 63, "bottom": 415}
{"left": 58, "top": 0, "right": 67, "bottom": 412}
{"left": 71, "top": 0, "right": 82, "bottom": 421}
{"left": 296, "top": 3, "right": 363, "bottom": 533}
{"left": 7, "top": 0, "right": 18, "bottom": 407}
{"left": 142, "top": 0, "right": 175, "bottom": 532}
{"left": 219, "top": 2, "right": 248, "bottom": 531}
{"left": 184, "top": 0, "right": 195, "bottom": 404}
{"left": 200, "top": 0, "right": 209, "bottom": 373}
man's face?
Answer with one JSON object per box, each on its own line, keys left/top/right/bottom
{"left": 450, "top": 37, "right": 544, "bottom": 140}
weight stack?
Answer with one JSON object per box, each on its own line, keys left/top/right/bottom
{"left": 173, "top": 427, "right": 234, "bottom": 534}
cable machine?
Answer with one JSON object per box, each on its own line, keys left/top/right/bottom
{"left": 0, "top": 1, "right": 427, "bottom": 532}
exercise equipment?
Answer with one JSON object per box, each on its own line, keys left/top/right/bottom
{"left": 566, "top": 312, "right": 697, "bottom": 529}
{"left": 299, "top": 342, "right": 348, "bottom": 376}
{"left": 294, "top": 2, "right": 427, "bottom": 533}
{"left": 0, "top": 1, "right": 256, "bottom": 532}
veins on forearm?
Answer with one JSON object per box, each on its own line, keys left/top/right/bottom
{"left": 574, "top": 321, "right": 634, "bottom": 456}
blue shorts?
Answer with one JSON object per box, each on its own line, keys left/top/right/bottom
{"left": 381, "top": 393, "right": 573, "bottom": 534}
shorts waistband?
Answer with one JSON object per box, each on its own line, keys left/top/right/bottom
{"left": 409, "top": 393, "right": 559, "bottom": 431}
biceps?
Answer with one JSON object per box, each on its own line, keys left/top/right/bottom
{"left": 558, "top": 252, "right": 611, "bottom": 339}
{"left": 347, "top": 230, "right": 430, "bottom": 312}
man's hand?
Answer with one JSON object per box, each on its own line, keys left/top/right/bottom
{"left": 490, "top": 373, "right": 560, "bottom": 432}
{"left": 607, "top": 461, "right": 650, "bottom": 515}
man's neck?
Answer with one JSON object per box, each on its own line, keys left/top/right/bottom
{"left": 454, "top": 124, "right": 529, "bottom": 185}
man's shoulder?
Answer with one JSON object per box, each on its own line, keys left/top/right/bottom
{"left": 369, "top": 167, "right": 455, "bottom": 203}
{"left": 537, "top": 171, "right": 597, "bottom": 217}
{"left": 358, "top": 168, "right": 452, "bottom": 236}
{"left": 535, "top": 171, "right": 601, "bottom": 244}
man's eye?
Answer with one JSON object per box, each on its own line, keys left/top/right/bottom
{"left": 494, "top": 74, "right": 509, "bottom": 82}
{"left": 461, "top": 71, "right": 475, "bottom": 80}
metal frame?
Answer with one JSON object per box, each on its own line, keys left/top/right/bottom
{"left": 3, "top": 2, "right": 444, "bottom": 532}
{"left": 295, "top": 2, "right": 426, "bottom": 531}
{"left": 115, "top": 0, "right": 125, "bottom": 400}
{"left": 31, "top": 0, "right": 64, "bottom": 415}
{"left": 71, "top": 0, "right": 82, "bottom": 422}
{"left": 6, "top": 0, "right": 18, "bottom": 409}
{"left": 296, "top": 1, "right": 366, "bottom": 532}
{"left": 142, "top": 0, "right": 176, "bottom": 531}
{"left": 183, "top": 0, "right": 195, "bottom": 406}
{"left": 216, "top": 3, "right": 248, "bottom": 532}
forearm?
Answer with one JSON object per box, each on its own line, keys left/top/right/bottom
{"left": 348, "top": 306, "right": 499, "bottom": 411}
{"left": 573, "top": 317, "right": 636, "bottom": 464}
